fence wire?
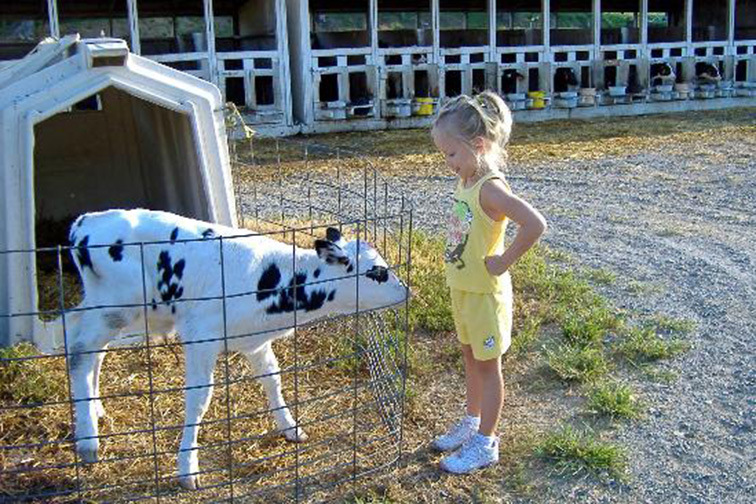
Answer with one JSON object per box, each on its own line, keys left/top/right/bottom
{"left": 0, "top": 135, "right": 413, "bottom": 503}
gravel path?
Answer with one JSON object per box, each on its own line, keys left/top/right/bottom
{"left": 245, "top": 128, "right": 755, "bottom": 502}
{"left": 394, "top": 135, "right": 756, "bottom": 502}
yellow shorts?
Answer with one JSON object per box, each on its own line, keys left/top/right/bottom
{"left": 450, "top": 274, "right": 513, "bottom": 361}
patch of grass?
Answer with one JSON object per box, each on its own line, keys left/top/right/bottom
{"left": 585, "top": 268, "right": 616, "bottom": 285}
{"left": 561, "top": 305, "right": 619, "bottom": 347}
{"left": 406, "top": 232, "right": 453, "bottom": 333}
{"left": 646, "top": 315, "right": 696, "bottom": 334}
{"left": 510, "top": 316, "right": 544, "bottom": 356}
{"left": 585, "top": 381, "right": 643, "bottom": 420}
{"left": 535, "top": 425, "right": 627, "bottom": 480}
{"left": 545, "top": 344, "right": 611, "bottom": 383}
{"left": 617, "top": 326, "right": 689, "bottom": 362}
{"left": 640, "top": 365, "right": 678, "bottom": 384}
{"left": 544, "top": 248, "right": 573, "bottom": 264}
{"left": 350, "top": 490, "right": 397, "bottom": 504}
{"left": 0, "top": 343, "right": 65, "bottom": 404}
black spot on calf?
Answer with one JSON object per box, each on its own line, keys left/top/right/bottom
{"left": 108, "top": 240, "right": 124, "bottom": 262}
{"left": 173, "top": 259, "right": 186, "bottom": 279}
{"left": 366, "top": 265, "right": 389, "bottom": 284}
{"left": 257, "top": 263, "right": 282, "bottom": 301}
{"left": 76, "top": 236, "right": 95, "bottom": 274}
{"left": 69, "top": 342, "right": 86, "bottom": 372}
{"left": 156, "top": 250, "right": 185, "bottom": 307}
{"left": 266, "top": 271, "right": 332, "bottom": 315}
{"left": 202, "top": 228, "right": 216, "bottom": 239}
{"left": 170, "top": 227, "right": 179, "bottom": 243}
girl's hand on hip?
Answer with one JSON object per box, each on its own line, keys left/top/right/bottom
{"left": 485, "top": 255, "right": 508, "bottom": 276}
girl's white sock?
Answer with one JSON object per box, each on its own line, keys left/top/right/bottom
{"left": 464, "top": 414, "right": 481, "bottom": 426}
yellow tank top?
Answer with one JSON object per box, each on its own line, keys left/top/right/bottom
{"left": 445, "top": 172, "right": 510, "bottom": 293}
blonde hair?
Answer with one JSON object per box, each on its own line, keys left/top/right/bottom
{"left": 432, "top": 91, "right": 513, "bottom": 175}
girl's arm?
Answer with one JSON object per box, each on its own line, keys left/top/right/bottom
{"left": 480, "top": 179, "right": 547, "bottom": 276}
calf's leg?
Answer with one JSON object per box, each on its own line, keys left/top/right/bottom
{"left": 244, "top": 340, "right": 307, "bottom": 442}
{"left": 177, "top": 338, "right": 220, "bottom": 490}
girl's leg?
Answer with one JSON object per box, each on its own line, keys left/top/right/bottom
{"left": 474, "top": 355, "right": 503, "bottom": 436}
{"left": 461, "top": 344, "right": 482, "bottom": 417}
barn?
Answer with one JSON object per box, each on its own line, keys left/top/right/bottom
{"left": 0, "top": 0, "right": 295, "bottom": 136}
{"left": 0, "top": 35, "right": 237, "bottom": 349}
{"left": 1, "top": 1, "right": 754, "bottom": 135}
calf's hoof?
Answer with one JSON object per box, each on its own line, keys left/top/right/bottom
{"left": 283, "top": 426, "right": 308, "bottom": 443}
{"left": 77, "top": 443, "right": 99, "bottom": 464}
{"left": 95, "top": 400, "right": 106, "bottom": 419}
{"left": 179, "top": 475, "right": 199, "bottom": 490}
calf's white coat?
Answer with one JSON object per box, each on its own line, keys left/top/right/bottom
{"left": 66, "top": 209, "right": 407, "bottom": 489}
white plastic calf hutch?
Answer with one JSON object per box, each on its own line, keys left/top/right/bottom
{"left": 0, "top": 35, "right": 237, "bottom": 350}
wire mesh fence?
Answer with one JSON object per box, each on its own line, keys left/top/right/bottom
{"left": 1, "top": 135, "right": 413, "bottom": 503}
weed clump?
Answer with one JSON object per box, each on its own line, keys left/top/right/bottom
{"left": 618, "top": 327, "right": 688, "bottom": 362}
{"left": 0, "top": 343, "right": 65, "bottom": 405}
{"left": 546, "top": 344, "right": 611, "bottom": 383}
{"left": 535, "top": 425, "right": 627, "bottom": 479}
{"left": 586, "top": 380, "right": 643, "bottom": 419}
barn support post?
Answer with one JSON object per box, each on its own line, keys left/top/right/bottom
{"left": 127, "top": 0, "right": 141, "bottom": 55}
{"left": 592, "top": 0, "right": 601, "bottom": 92}
{"left": 542, "top": 0, "right": 550, "bottom": 49}
{"left": 681, "top": 0, "right": 694, "bottom": 84}
{"left": 541, "top": 0, "right": 551, "bottom": 95}
{"left": 639, "top": 0, "right": 649, "bottom": 90}
{"left": 47, "top": 0, "right": 59, "bottom": 39}
{"left": 724, "top": 0, "right": 736, "bottom": 80}
{"left": 593, "top": 0, "right": 601, "bottom": 49}
{"left": 488, "top": 0, "right": 496, "bottom": 61}
{"left": 203, "top": 0, "right": 218, "bottom": 86}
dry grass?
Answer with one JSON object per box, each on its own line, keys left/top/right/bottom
{"left": 0, "top": 314, "right": 406, "bottom": 503}
{"left": 7, "top": 218, "right": 409, "bottom": 503}
{"left": 238, "top": 107, "right": 756, "bottom": 178}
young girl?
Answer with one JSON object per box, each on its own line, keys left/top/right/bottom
{"left": 431, "top": 91, "right": 547, "bottom": 474}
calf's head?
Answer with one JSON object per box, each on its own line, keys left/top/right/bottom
{"left": 315, "top": 228, "right": 408, "bottom": 311}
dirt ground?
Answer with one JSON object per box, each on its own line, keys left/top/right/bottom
{"left": 282, "top": 108, "right": 755, "bottom": 503}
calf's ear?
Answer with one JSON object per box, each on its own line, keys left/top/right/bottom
{"left": 325, "top": 227, "right": 347, "bottom": 248}
{"left": 326, "top": 227, "right": 341, "bottom": 243}
{"left": 315, "top": 239, "right": 350, "bottom": 266}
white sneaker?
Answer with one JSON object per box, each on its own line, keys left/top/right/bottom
{"left": 440, "top": 433, "right": 499, "bottom": 474}
{"left": 432, "top": 415, "right": 480, "bottom": 452}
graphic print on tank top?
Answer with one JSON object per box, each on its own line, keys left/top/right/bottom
{"left": 446, "top": 199, "right": 473, "bottom": 269}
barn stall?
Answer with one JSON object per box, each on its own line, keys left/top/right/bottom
{"left": 0, "top": 0, "right": 295, "bottom": 135}
{"left": 284, "top": 0, "right": 756, "bottom": 132}
{"left": 1, "top": 2, "right": 755, "bottom": 133}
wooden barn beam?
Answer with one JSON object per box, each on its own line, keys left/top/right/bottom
{"left": 640, "top": 0, "right": 647, "bottom": 47}
{"left": 543, "top": 0, "right": 550, "bottom": 49}
{"left": 127, "top": 0, "right": 140, "bottom": 54}
{"left": 685, "top": 0, "right": 692, "bottom": 46}
{"left": 48, "top": 0, "right": 60, "bottom": 38}
{"left": 728, "top": 0, "right": 735, "bottom": 47}
{"left": 204, "top": 0, "right": 218, "bottom": 85}
{"left": 593, "top": 0, "right": 601, "bottom": 48}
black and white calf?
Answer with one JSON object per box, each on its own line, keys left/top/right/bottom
{"left": 650, "top": 62, "right": 676, "bottom": 87}
{"left": 695, "top": 62, "right": 722, "bottom": 85}
{"left": 65, "top": 209, "right": 408, "bottom": 489}
{"left": 553, "top": 67, "right": 579, "bottom": 93}
{"left": 501, "top": 69, "right": 525, "bottom": 95}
